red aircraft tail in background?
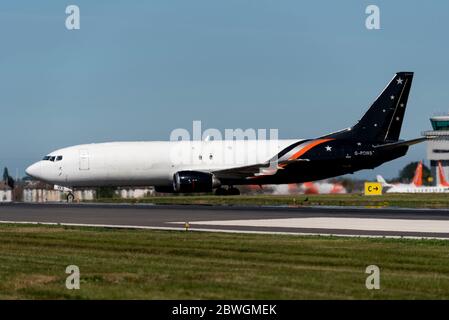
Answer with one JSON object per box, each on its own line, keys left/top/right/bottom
{"left": 437, "top": 161, "right": 449, "bottom": 187}
{"left": 412, "top": 161, "right": 423, "bottom": 187}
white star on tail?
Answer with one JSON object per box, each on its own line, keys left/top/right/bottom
{"left": 325, "top": 145, "right": 332, "bottom": 152}
{"left": 397, "top": 78, "right": 403, "bottom": 85}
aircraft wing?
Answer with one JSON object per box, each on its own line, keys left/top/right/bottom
{"left": 212, "top": 159, "right": 309, "bottom": 180}
{"left": 212, "top": 164, "right": 267, "bottom": 180}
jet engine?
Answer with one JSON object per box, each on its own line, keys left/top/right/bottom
{"left": 173, "top": 171, "right": 221, "bottom": 193}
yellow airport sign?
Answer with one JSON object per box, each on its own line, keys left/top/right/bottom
{"left": 364, "top": 182, "right": 382, "bottom": 195}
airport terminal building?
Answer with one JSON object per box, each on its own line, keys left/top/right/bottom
{"left": 423, "top": 115, "right": 449, "bottom": 185}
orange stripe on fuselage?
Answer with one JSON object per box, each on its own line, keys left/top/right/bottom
{"left": 288, "top": 139, "right": 334, "bottom": 160}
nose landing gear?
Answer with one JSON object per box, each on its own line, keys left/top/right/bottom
{"left": 66, "top": 192, "right": 75, "bottom": 203}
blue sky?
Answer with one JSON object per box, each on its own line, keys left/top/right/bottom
{"left": 1, "top": 1, "right": 448, "bottom": 179}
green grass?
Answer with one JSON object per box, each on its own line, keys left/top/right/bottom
{"left": 92, "top": 193, "right": 449, "bottom": 208}
{"left": 0, "top": 224, "right": 448, "bottom": 299}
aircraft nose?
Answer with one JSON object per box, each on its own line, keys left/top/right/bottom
{"left": 26, "top": 162, "right": 42, "bottom": 179}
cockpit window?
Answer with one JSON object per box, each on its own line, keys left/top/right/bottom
{"left": 42, "top": 155, "right": 62, "bottom": 161}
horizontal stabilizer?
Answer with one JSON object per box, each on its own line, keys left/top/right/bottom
{"left": 373, "top": 137, "right": 426, "bottom": 150}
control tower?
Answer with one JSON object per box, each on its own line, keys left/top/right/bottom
{"left": 422, "top": 115, "right": 449, "bottom": 185}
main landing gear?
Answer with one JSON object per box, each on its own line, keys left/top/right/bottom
{"left": 215, "top": 186, "right": 240, "bottom": 196}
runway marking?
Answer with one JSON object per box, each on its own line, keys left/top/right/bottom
{"left": 171, "top": 217, "right": 449, "bottom": 234}
{"left": 0, "top": 220, "right": 448, "bottom": 240}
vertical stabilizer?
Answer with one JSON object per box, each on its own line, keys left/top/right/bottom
{"left": 324, "top": 72, "right": 414, "bottom": 142}
{"left": 412, "top": 161, "right": 423, "bottom": 187}
{"left": 376, "top": 175, "right": 391, "bottom": 187}
{"left": 437, "top": 161, "right": 449, "bottom": 187}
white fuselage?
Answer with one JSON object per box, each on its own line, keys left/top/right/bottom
{"left": 385, "top": 185, "right": 449, "bottom": 193}
{"left": 26, "top": 140, "right": 300, "bottom": 188}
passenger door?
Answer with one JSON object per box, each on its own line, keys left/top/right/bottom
{"left": 79, "top": 149, "right": 90, "bottom": 170}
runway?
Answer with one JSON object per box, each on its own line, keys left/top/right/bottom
{"left": 1, "top": 202, "right": 449, "bottom": 239}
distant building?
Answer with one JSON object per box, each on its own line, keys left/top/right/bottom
{"left": 21, "top": 179, "right": 154, "bottom": 202}
{"left": 116, "top": 187, "right": 155, "bottom": 199}
{"left": 22, "top": 180, "right": 95, "bottom": 202}
{"left": 422, "top": 115, "right": 449, "bottom": 185}
{"left": 0, "top": 182, "right": 12, "bottom": 202}
{"left": 74, "top": 189, "right": 96, "bottom": 201}
{"left": 22, "top": 180, "right": 62, "bottom": 202}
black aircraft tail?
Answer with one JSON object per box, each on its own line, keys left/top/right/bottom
{"left": 324, "top": 72, "right": 414, "bottom": 143}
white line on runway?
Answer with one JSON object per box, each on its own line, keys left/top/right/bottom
{"left": 0, "top": 219, "right": 448, "bottom": 240}
{"left": 170, "top": 217, "right": 449, "bottom": 234}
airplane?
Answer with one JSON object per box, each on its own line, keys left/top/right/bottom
{"left": 376, "top": 161, "right": 423, "bottom": 189}
{"left": 377, "top": 161, "right": 449, "bottom": 193}
{"left": 26, "top": 72, "right": 425, "bottom": 201}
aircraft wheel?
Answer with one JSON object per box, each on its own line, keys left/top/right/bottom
{"left": 67, "top": 192, "right": 75, "bottom": 203}
{"left": 228, "top": 187, "right": 240, "bottom": 196}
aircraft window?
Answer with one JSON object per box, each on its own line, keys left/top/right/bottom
{"left": 49, "top": 156, "right": 56, "bottom": 162}
{"left": 56, "top": 156, "right": 63, "bottom": 161}
{"left": 42, "top": 156, "right": 51, "bottom": 160}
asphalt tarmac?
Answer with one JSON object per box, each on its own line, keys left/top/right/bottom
{"left": 1, "top": 202, "right": 449, "bottom": 239}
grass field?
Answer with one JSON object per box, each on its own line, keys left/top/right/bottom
{"left": 1, "top": 223, "right": 448, "bottom": 299}
{"left": 93, "top": 193, "right": 449, "bottom": 208}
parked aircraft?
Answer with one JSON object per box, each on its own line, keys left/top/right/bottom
{"left": 377, "top": 161, "right": 449, "bottom": 193}
{"left": 26, "top": 72, "right": 424, "bottom": 200}
{"left": 376, "top": 161, "right": 423, "bottom": 189}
